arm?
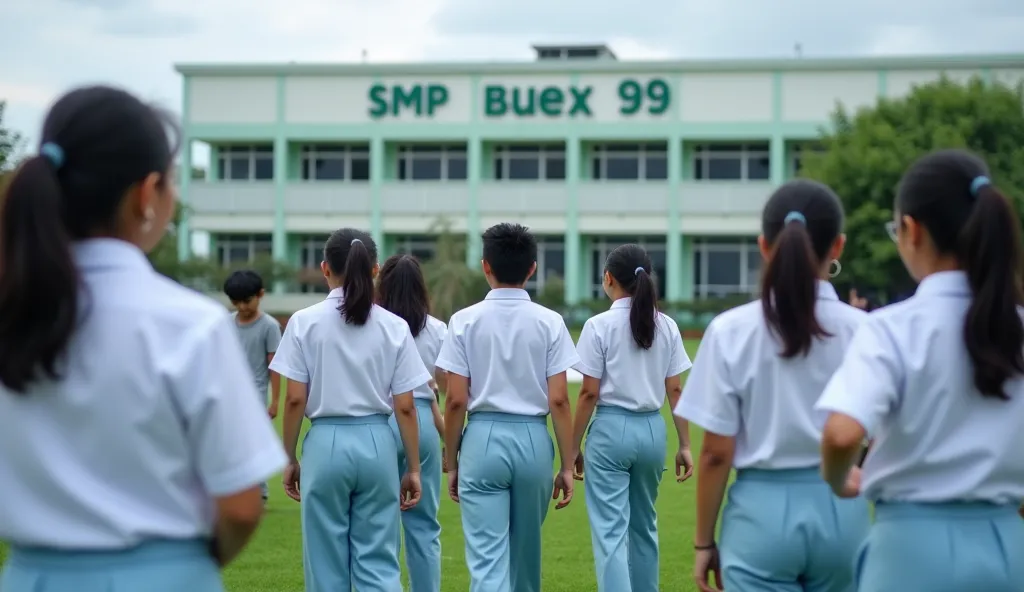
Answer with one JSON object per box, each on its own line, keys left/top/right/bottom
{"left": 282, "top": 379, "right": 307, "bottom": 464}
{"left": 548, "top": 372, "right": 575, "bottom": 469}
{"left": 821, "top": 413, "right": 866, "bottom": 495}
{"left": 212, "top": 488, "right": 265, "bottom": 566}
{"left": 444, "top": 372, "right": 469, "bottom": 472}
{"left": 571, "top": 375, "right": 600, "bottom": 456}
{"left": 267, "top": 354, "right": 281, "bottom": 417}
{"left": 433, "top": 367, "right": 448, "bottom": 399}
{"left": 431, "top": 398, "right": 445, "bottom": 437}
{"left": 695, "top": 432, "right": 735, "bottom": 548}
{"left": 393, "top": 392, "right": 421, "bottom": 473}
{"left": 665, "top": 374, "right": 690, "bottom": 450}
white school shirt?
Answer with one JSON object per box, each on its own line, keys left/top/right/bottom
{"left": 0, "top": 239, "right": 286, "bottom": 550}
{"left": 412, "top": 315, "right": 447, "bottom": 401}
{"left": 816, "top": 271, "right": 1024, "bottom": 504}
{"left": 675, "top": 281, "right": 866, "bottom": 470}
{"left": 435, "top": 288, "right": 580, "bottom": 416}
{"left": 574, "top": 298, "right": 692, "bottom": 412}
{"left": 269, "top": 288, "right": 431, "bottom": 418}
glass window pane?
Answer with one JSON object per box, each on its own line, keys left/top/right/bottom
{"left": 545, "top": 157, "right": 566, "bottom": 180}
{"left": 591, "top": 157, "right": 602, "bottom": 179}
{"left": 707, "top": 158, "right": 742, "bottom": 180}
{"left": 746, "top": 245, "right": 762, "bottom": 288}
{"left": 228, "top": 157, "right": 250, "bottom": 180}
{"left": 693, "top": 159, "right": 705, "bottom": 180}
{"left": 446, "top": 157, "right": 468, "bottom": 180}
{"left": 693, "top": 251, "right": 703, "bottom": 287}
{"left": 398, "top": 159, "right": 408, "bottom": 180}
{"left": 508, "top": 158, "right": 540, "bottom": 180}
{"left": 645, "top": 156, "right": 668, "bottom": 180}
{"left": 254, "top": 146, "right": 273, "bottom": 154}
{"left": 228, "top": 245, "right": 249, "bottom": 263}
{"left": 708, "top": 144, "right": 742, "bottom": 152}
{"left": 707, "top": 250, "right": 741, "bottom": 285}
{"left": 747, "top": 156, "right": 770, "bottom": 180}
{"left": 350, "top": 157, "right": 370, "bottom": 181}
{"left": 606, "top": 157, "right": 640, "bottom": 180}
{"left": 494, "top": 157, "right": 505, "bottom": 180}
{"left": 314, "top": 158, "right": 345, "bottom": 180}
{"left": 508, "top": 145, "right": 538, "bottom": 154}
{"left": 254, "top": 158, "right": 274, "bottom": 180}
{"left": 411, "top": 158, "right": 442, "bottom": 180}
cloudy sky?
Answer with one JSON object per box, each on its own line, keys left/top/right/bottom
{"left": 2, "top": 0, "right": 1024, "bottom": 148}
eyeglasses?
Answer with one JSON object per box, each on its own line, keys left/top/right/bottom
{"left": 884, "top": 221, "right": 898, "bottom": 242}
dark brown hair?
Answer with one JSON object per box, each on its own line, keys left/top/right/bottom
{"left": 324, "top": 228, "right": 377, "bottom": 325}
{"left": 605, "top": 244, "right": 658, "bottom": 349}
{"left": 376, "top": 254, "right": 430, "bottom": 337}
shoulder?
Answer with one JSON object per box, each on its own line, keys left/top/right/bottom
{"left": 656, "top": 311, "right": 681, "bottom": 333}
{"left": 151, "top": 274, "right": 232, "bottom": 325}
{"left": 259, "top": 312, "right": 282, "bottom": 330}
{"left": 425, "top": 315, "right": 447, "bottom": 333}
{"left": 707, "top": 300, "right": 761, "bottom": 336}
{"left": 448, "top": 302, "right": 485, "bottom": 329}
{"left": 371, "top": 304, "right": 415, "bottom": 336}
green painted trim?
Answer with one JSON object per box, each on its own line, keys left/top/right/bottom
{"left": 877, "top": 70, "right": 888, "bottom": 98}
{"left": 370, "top": 135, "right": 385, "bottom": 248}
{"left": 272, "top": 76, "right": 288, "bottom": 294}
{"left": 564, "top": 73, "right": 582, "bottom": 304}
{"left": 666, "top": 134, "right": 683, "bottom": 301}
{"left": 770, "top": 72, "right": 785, "bottom": 184}
{"left": 177, "top": 75, "right": 192, "bottom": 261}
{"left": 771, "top": 71, "right": 783, "bottom": 123}
{"left": 466, "top": 75, "right": 482, "bottom": 267}
{"left": 981, "top": 68, "right": 993, "bottom": 85}
{"left": 175, "top": 54, "right": 1024, "bottom": 77}
{"left": 679, "top": 236, "right": 695, "bottom": 301}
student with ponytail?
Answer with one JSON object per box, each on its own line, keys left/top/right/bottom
{"left": 0, "top": 86, "right": 286, "bottom": 591}
{"left": 270, "top": 229, "right": 430, "bottom": 591}
{"left": 571, "top": 243, "right": 693, "bottom": 592}
{"left": 818, "top": 149, "right": 1024, "bottom": 591}
{"left": 676, "top": 179, "right": 869, "bottom": 592}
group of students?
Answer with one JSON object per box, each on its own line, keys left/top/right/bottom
{"left": 1, "top": 84, "right": 1024, "bottom": 592}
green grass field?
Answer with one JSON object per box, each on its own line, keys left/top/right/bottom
{"left": 1, "top": 341, "right": 709, "bottom": 591}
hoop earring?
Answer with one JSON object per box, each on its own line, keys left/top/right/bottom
{"left": 828, "top": 259, "right": 842, "bottom": 278}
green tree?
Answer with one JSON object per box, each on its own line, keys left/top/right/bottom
{"left": 0, "top": 101, "right": 24, "bottom": 176}
{"left": 421, "top": 219, "right": 489, "bottom": 321}
{"left": 801, "top": 76, "right": 1024, "bottom": 295}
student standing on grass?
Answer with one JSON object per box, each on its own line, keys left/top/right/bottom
{"left": 570, "top": 243, "right": 693, "bottom": 592}
{"left": 676, "top": 179, "right": 870, "bottom": 592}
{"left": 376, "top": 254, "right": 447, "bottom": 592}
{"left": 818, "top": 150, "right": 1024, "bottom": 592}
{"left": 436, "top": 223, "right": 579, "bottom": 592}
{"left": 0, "top": 86, "right": 286, "bottom": 592}
{"left": 223, "top": 269, "right": 283, "bottom": 506}
{"left": 269, "top": 228, "right": 429, "bottom": 592}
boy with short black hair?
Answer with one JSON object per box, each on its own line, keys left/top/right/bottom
{"left": 223, "top": 269, "right": 283, "bottom": 505}
{"left": 437, "top": 222, "right": 579, "bottom": 591}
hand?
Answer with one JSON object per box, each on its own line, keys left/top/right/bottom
{"left": 572, "top": 452, "right": 585, "bottom": 481}
{"left": 838, "top": 466, "right": 862, "bottom": 498}
{"left": 282, "top": 462, "right": 301, "bottom": 502}
{"left": 267, "top": 403, "right": 278, "bottom": 420}
{"left": 552, "top": 467, "right": 574, "bottom": 510}
{"left": 400, "top": 471, "right": 422, "bottom": 510}
{"left": 676, "top": 447, "right": 694, "bottom": 482}
{"left": 447, "top": 467, "right": 460, "bottom": 503}
{"left": 693, "top": 546, "right": 723, "bottom": 591}
{"left": 441, "top": 449, "right": 449, "bottom": 474}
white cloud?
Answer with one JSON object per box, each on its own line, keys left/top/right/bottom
{"left": 1, "top": 0, "right": 1022, "bottom": 147}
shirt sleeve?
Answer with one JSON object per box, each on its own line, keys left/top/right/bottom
{"left": 178, "top": 314, "right": 287, "bottom": 497}
{"left": 547, "top": 319, "right": 582, "bottom": 378}
{"left": 815, "top": 317, "right": 903, "bottom": 438}
{"left": 435, "top": 318, "right": 470, "bottom": 377}
{"left": 673, "top": 320, "right": 741, "bottom": 437}
{"left": 666, "top": 321, "right": 693, "bottom": 378}
{"left": 268, "top": 318, "right": 308, "bottom": 383}
{"left": 391, "top": 328, "right": 432, "bottom": 396}
{"left": 573, "top": 319, "right": 604, "bottom": 379}
{"left": 265, "top": 316, "right": 282, "bottom": 355}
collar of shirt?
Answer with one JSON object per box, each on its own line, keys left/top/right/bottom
{"left": 816, "top": 280, "right": 839, "bottom": 301}
{"left": 326, "top": 287, "right": 344, "bottom": 300}
{"left": 484, "top": 288, "right": 531, "bottom": 301}
{"left": 611, "top": 297, "right": 632, "bottom": 309}
{"left": 914, "top": 270, "right": 971, "bottom": 298}
{"left": 72, "top": 238, "right": 152, "bottom": 273}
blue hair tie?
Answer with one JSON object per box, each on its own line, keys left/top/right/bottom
{"left": 634, "top": 266, "right": 645, "bottom": 276}
{"left": 784, "top": 211, "right": 806, "bottom": 225}
{"left": 970, "top": 176, "right": 990, "bottom": 197}
{"left": 40, "top": 142, "right": 64, "bottom": 169}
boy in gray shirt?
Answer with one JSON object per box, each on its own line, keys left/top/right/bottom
{"left": 224, "top": 270, "right": 283, "bottom": 505}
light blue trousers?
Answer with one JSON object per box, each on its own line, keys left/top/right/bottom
{"left": 720, "top": 468, "right": 870, "bottom": 592}
{"left": 0, "top": 539, "right": 222, "bottom": 592}
{"left": 301, "top": 415, "right": 402, "bottom": 592}
{"left": 584, "top": 406, "right": 665, "bottom": 592}
{"left": 856, "top": 502, "right": 1024, "bottom": 592}
{"left": 389, "top": 398, "right": 443, "bottom": 592}
{"left": 458, "top": 412, "right": 554, "bottom": 592}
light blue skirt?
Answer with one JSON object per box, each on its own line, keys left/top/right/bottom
{"left": 1, "top": 539, "right": 222, "bottom": 592}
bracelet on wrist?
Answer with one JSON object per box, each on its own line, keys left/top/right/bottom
{"left": 694, "top": 541, "right": 716, "bottom": 550}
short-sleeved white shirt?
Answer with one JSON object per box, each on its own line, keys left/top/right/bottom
{"left": 817, "top": 271, "right": 1024, "bottom": 504}
{"left": 675, "top": 281, "right": 866, "bottom": 470}
{"left": 435, "top": 288, "right": 580, "bottom": 416}
{"left": 0, "top": 239, "right": 286, "bottom": 550}
{"left": 411, "top": 315, "right": 447, "bottom": 401}
{"left": 574, "top": 298, "right": 692, "bottom": 412}
{"left": 269, "top": 288, "right": 431, "bottom": 418}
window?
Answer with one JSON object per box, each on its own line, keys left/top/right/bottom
{"left": 397, "top": 145, "right": 467, "bottom": 181}
{"left": 589, "top": 237, "right": 667, "bottom": 299}
{"left": 525, "top": 238, "right": 566, "bottom": 296}
{"left": 493, "top": 145, "right": 566, "bottom": 181}
{"left": 300, "top": 144, "right": 370, "bottom": 181}
{"left": 591, "top": 144, "right": 668, "bottom": 181}
{"left": 692, "top": 238, "right": 762, "bottom": 298}
{"left": 217, "top": 145, "right": 274, "bottom": 181}
{"left": 393, "top": 235, "right": 439, "bottom": 262}
{"left": 567, "top": 48, "right": 599, "bottom": 59}
{"left": 789, "top": 143, "right": 823, "bottom": 178}
{"left": 296, "top": 235, "right": 330, "bottom": 293}
{"left": 692, "top": 143, "right": 770, "bottom": 181}
{"left": 213, "top": 234, "right": 272, "bottom": 267}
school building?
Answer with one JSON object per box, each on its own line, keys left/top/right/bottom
{"left": 174, "top": 45, "right": 1024, "bottom": 310}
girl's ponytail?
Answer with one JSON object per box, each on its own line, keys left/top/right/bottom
{"left": 341, "top": 239, "right": 374, "bottom": 325}
{"left": 628, "top": 267, "right": 657, "bottom": 349}
{"left": 760, "top": 214, "right": 827, "bottom": 358}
